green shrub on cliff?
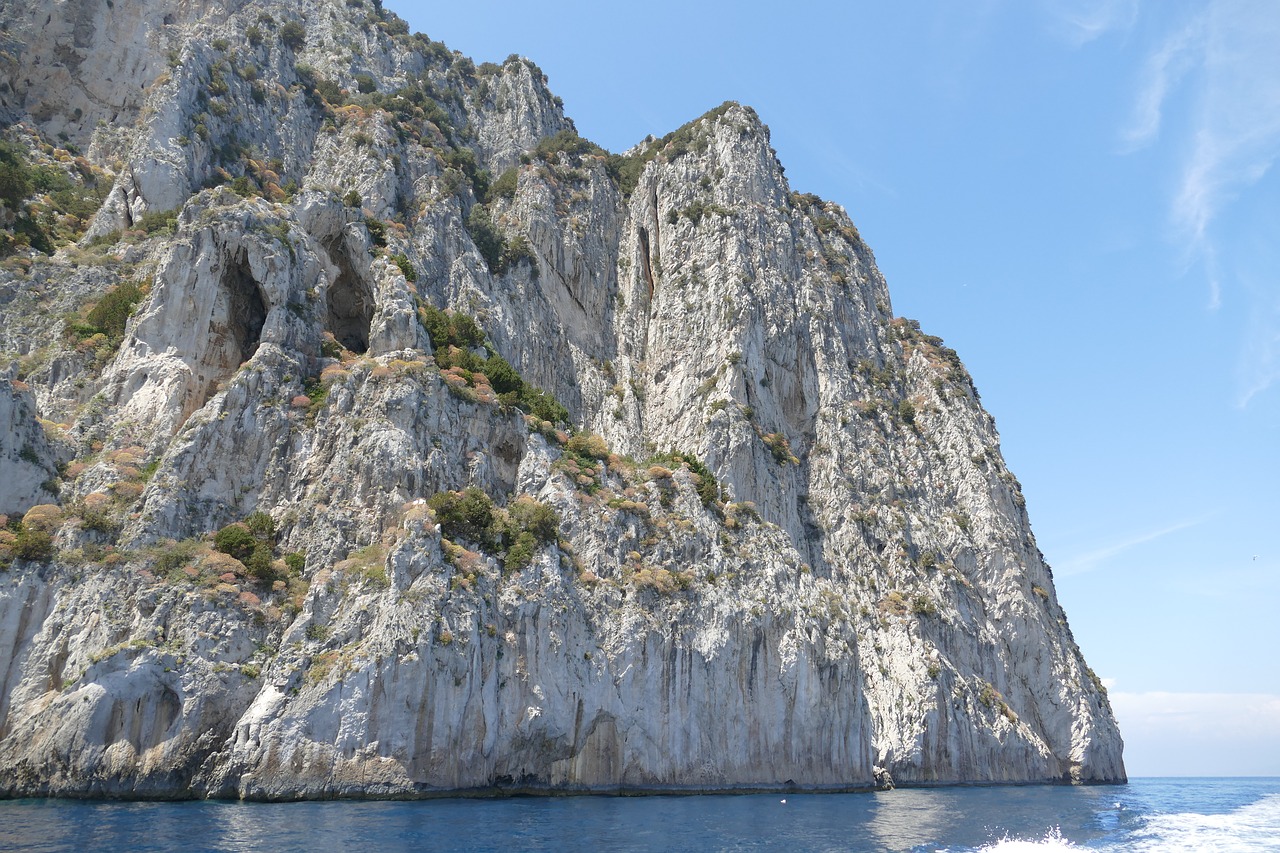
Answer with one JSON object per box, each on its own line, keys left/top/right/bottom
{"left": 213, "top": 514, "right": 282, "bottom": 581}
{"left": 279, "top": 21, "right": 306, "bottom": 51}
{"left": 416, "top": 301, "right": 568, "bottom": 424}
{"left": 427, "top": 488, "right": 559, "bottom": 570}
{"left": 428, "top": 487, "right": 496, "bottom": 548}
{"left": 213, "top": 523, "right": 256, "bottom": 562}
{"left": 66, "top": 281, "right": 146, "bottom": 346}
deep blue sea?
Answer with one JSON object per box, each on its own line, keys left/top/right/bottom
{"left": 1, "top": 778, "right": 1277, "bottom": 852}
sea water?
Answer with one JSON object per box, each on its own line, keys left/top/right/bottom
{"left": 1, "top": 777, "right": 1277, "bottom": 852}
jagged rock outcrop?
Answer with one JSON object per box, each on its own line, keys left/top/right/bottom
{"left": 0, "top": 0, "right": 1124, "bottom": 798}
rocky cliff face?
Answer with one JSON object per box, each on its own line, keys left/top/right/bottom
{"left": 0, "top": 0, "right": 1124, "bottom": 798}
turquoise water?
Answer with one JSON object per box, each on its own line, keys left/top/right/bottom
{"left": 1, "top": 778, "right": 1278, "bottom": 851}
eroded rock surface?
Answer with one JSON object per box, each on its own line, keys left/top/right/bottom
{"left": 0, "top": 0, "right": 1123, "bottom": 798}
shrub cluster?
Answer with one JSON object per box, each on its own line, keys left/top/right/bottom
{"left": 647, "top": 450, "right": 722, "bottom": 506}
{"left": 391, "top": 252, "right": 417, "bottom": 281}
{"left": 761, "top": 432, "right": 799, "bottom": 465}
{"left": 65, "top": 281, "right": 145, "bottom": 345}
{"left": 532, "top": 129, "right": 607, "bottom": 163}
{"left": 428, "top": 487, "right": 559, "bottom": 571}
{"left": 603, "top": 101, "right": 740, "bottom": 196}
{"left": 0, "top": 138, "right": 108, "bottom": 255}
{"left": 0, "top": 505, "right": 66, "bottom": 567}
{"left": 551, "top": 433, "right": 614, "bottom": 494}
{"left": 486, "top": 166, "right": 518, "bottom": 202}
{"left": 676, "top": 198, "right": 733, "bottom": 226}
{"left": 278, "top": 20, "right": 306, "bottom": 51}
{"left": 1, "top": 525, "right": 53, "bottom": 566}
{"left": 464, "top": 204, "right": 535, "bottom": 275}
{"left": 417, "top": 301, "right": 568, "bottom": 423}
{"left": 213, "top": 511, "right": 283, "bottom": 581}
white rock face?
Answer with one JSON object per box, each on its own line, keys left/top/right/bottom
{"left": 0, "top": 380, "right": 65, "bottom": 516}
{"left": 0, "top": 0, "right": 1123, "bottom": 798}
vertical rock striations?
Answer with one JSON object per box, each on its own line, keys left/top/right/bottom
{"left": 0, "top": 0, "right": 1123, "bottom": 797}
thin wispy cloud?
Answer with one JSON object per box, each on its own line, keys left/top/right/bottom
{"left": 1173, "top": 2, "right": 1280, "bottom": 246}
{"left": 1120, "top": 17, "right": 1202, "bottom": 152}
{"left": 1057, "top": 515, "right": 1211, "bottom": 575}
{"left": 1238, "top": 291, "right": 1280, "bottom": 405}
{"left": 1123, "top": 0, "right": 1280, "bottom": 398}
{"left": 1041, "top": 0, "right": 1139, "bottom": 47}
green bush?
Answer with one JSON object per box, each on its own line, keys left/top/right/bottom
{"left": 648, "top": 450, "right": 722, "bottom": 506}
{"left": 65, "top": 280, "right": 145, "bottom": 350}
{"left": 463, "top": 204, "right": 536, "bottom": 276}
{"left": 428, "top": 488, "right": 558, "bottom": 571}
{"left": 244, "top": 511, "right": 276, "bottom": 540}
{"left": 136, "top": 208, "right": 179, "bottom": 234}
{"left": 761, "top": 432, "right": 798, "bottom": 466}
{"left": 503, "top": 530, "right": 538, "bottom": 571}
{"left": 417, "top": 301, "right": 568, "bottom": 424}
{"left": 0, "top": 139, "right": 54, "bottom": 256}
{"left": 213, "top": 514, "right": 284, "bottom": 582}
{"left": 679, "top": 198, "right": 732, "bottom": 225}
{"left": 0, "top": 138, "right": 33, "bottom": 210}
{"left": 483, "top": 354, "right": 521, "bottom": 395}
{"left": 279, "top": 20, "right": 306, "bottom": 51}
{"left": 354, "top": 73, "right": 376, "bottom": 94}
{"left": 419, "top": 302, "right": 485, "bottom": 352}
{"left": 487, "top": 166, "right": 518, "bottom": 201}
{"left": 605, "top": 151, "right": 650, "bottom": 197}
{"left": 518, "top": 386, "right": 568, "bottom": 425}
{"left": 391, "top": 253, "right": 417, "bottom": 282}
{"left": 8, "top": 215, "right": 53, "bottom": 254}
{"left": 534, "top": 129, "right": 605, "bottom": 163}
{"left": 301, "top": 71, "right": 347, "bottom": 107}
{"left": 12, "top": 526, "right": 54, "bottom": 562}
{"left": 149, "top": 538, "right": 200, "bottom": 574}
{"left": 245, "top": 541, "right": 277, "bottom": 580}
{"left": 603, "top": 101, "right": 740, "bottom": 197}
{"left": 81, "top": 509, "right": 117, "bottom": 534}
{"left": 566, "top": 433, "right": 609, "bottom": 461}
{"left": 507, "top": 497, "right": 558, "bottom": 543}
{"left": 213, "top": 523, "right": 256, "bottom": 562}
{"left": 444, "top": 147, "right": 488, "bottom": 198}
{"left": 429, "top": 487, "right": 496, "bottom": 548}
{"left": 502, "top": 234, "right": 537, "bottom": 272}
{"left": 465, "top": 205, "right": 504, "bottom": 272}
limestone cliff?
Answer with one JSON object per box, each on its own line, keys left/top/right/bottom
{"left": 0, "top": 0, "right": 1124, "bottom": 798}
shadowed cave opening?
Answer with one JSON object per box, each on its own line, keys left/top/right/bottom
{"left": 187, "top": 249, "right": 268, "bottom": 419}
{"left": 224, "top": 249, "right": 268, "bottom": 367}
{"left": 325, "top": 240, "right": 373, "bottom": 354}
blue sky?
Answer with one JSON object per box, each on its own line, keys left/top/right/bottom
{"left": 392, "top": 0, "right": 1280, "bottom": 776}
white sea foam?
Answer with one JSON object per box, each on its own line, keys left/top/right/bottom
{"left": 1127, "top": 792, "right": 1280, "bottom": 852}
{"left": 977, "top": 827, "right": 1078, "bottom": 851}
{"left": 971, "top": 789, "right": 1280, "bottom": 853}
